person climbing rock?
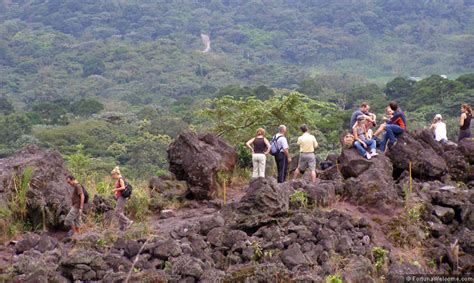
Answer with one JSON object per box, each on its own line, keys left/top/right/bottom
{"left": 430, "top": 114, "right": 447, "bottom": 142}
{"left": 65, "top": 175, "right": 84, "bottom": 237}
{"left": 353, "top": 115, "right": 378, "bottom": 159}
{"left": 271, "top": 125, "right": 291, "bottom": 183}
{"left": 246, "top": 128, "right": 271, "bottom": 178}
{"left": 459, "top": 103, "right": 472, "bottom": 141}
{"left": 293, "top": 124, "right": 318, "bottom": 182}
{"left": 380, "top": 101, "right": 407, "bottom": 152}
{"left": 111, "top": 167, "right": 133, "bottom": 230}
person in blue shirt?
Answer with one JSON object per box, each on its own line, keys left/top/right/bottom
{"left": 378, "top": 101, "right": 407, "bottom": 152}
{"left": 350, "top": 102, "right": 375, "bottom": 129}
{"left": 272, "top": 125, "right": 292, "bottom": 183}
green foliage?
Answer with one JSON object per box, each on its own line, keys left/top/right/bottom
{"left": 456, "top": 73, "right": 474, "bottom": 88}
{"left": 250, "top": 241, "right": 263, "bottom": 262}
{"left": 290, "top": 191, "right": 309, "bottom": 209}
{"left": 66, "top": 144, "right": 92, "bottom": 182}
{"left": 71, "top": 99, "right": 104, "bottom": 117}
{"left": 31, "top": 102, "right": 69, "bottom": 125}
{"left": 83, "top": 56, "right": 106, "bottom": 77}
{"left": 125, "top": 182, "right": 150, "bottom": 222}
{"left": 0, "top": 114, "right": 32, "bottom": 146}
{"left": 163, "top": 261, "right": 173, "bottom": 273}
{"left": 1, "top": 166, "right": 36, "bottom": 241}
{"left": 325, "top": 274, "right": 343, "bottom": 283}
{"left": 200, "top": 91, "right": 341, "bottom": 157}
{"left": 236, "top": 143, "right": 252, "bottom": 168}
{"left": 372, "top": 246, "right": 389, "bottom": 272}
{"left": 0, "top": 97, "right": 14, "bottom": 115}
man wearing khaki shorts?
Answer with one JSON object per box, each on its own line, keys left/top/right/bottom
{"left": 65, "top": 176, "right": 84, "bottom": 236}
{"left": 293, "top": 124, "right": 318, "bottom": 182}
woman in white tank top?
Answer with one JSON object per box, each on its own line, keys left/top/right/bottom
{"left": 430, "top": 114, "right": 447, "bottom": 142}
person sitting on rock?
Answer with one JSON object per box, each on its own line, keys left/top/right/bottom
{"left": 246, "top": 128, "right": 271, "bottom": 178}
{"left": 111, "top": 167, "right": 133, "bottom": 230}
{"left": 373, "top": 106, "right": 394, "bottom": 138}
{"left": 379, "top": 101, "right": 407, "bottom": 152}
{"left": 350, "top": 102, "right": 375, "bottom": 129}
{"left": 353, "top": 115, "right": 378, "bottom": 159}
{"left": 272, "top": 125, "right": 292, "bottom": 183}
{"left": 65, "top": 176, "right": 84, "bottom": 237}
{"left": 293, "top": 124, "right": 318, "bottom": 182}
{"left": 430, "top": 114, "right": 447, "bottom": 142}
{"left": 459, "top": 103, "right": 472, "bottom": 141}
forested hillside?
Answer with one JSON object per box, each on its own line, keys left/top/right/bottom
{"left": 0, "top": 0, "right": 473, "bottom": 177}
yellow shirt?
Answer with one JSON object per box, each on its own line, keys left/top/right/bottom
{"left": 297, "top": 132, "right": 318, "bottom": 153}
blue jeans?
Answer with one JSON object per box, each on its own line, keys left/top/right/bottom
{"left": 354, "top": 139, "right": 376, "bottom": 156}
{"left": 380, "top": 124, "right": 404, "bottom": 151}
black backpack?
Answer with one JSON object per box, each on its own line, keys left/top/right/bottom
{"left": 121, "top": 179, "right": 133, "bottom": 198}
{"left": 80, "top": 184, "right": 89, "bottom": 204}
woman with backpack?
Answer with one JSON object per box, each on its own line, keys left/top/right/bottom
{"left": 246, "top": 128, "right": 271, "bottom": 178}
{"left": 111, "top": 167, "right": 133, "bottom": 230}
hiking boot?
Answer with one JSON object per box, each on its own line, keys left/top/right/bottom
{"left": 365, "top": 152, "right": 372, "bottom": 160}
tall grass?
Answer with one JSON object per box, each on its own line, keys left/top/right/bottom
{"left": 11, "top": 166, "right": 35, "bottom": 222}
{"left": 0, "top": 166, "right": 35, "bottom": 242}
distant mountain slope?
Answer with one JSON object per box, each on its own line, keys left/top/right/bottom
{"left": 0, "top": 0, "right": 473, "bottom": 105}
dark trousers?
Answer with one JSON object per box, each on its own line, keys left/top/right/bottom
{"left": 459, "top": 129, "right": 471, "bottom": 142}
{"left": 275, "top": 152, "right": 288, "bottom": 183}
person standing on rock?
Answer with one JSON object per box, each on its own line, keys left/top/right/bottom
{"left": 111, "top": 167, "right": 133, "bottom": 230}
{"left": 430, "top": 114, "right": 447, "bottom": 142}
{"left": 65, "top": 176, "right": 84, "bottom": 237}
{"left": 459, "top": 104, "right": 472, "bottom": 141}
{"left": 350, "top": 102, "right": 375, "bottom": 129}
{"left": 246, "top": 128, "right": 271, "bottom": 178}
{"left": 271, "top": 125, "right": 291, "bottom": 183}
{"left": 353, "top": 116, "right": 378, "bottom": 159}
{"left": 293, "top": 124, "right": 318, "bottom": 182}
{"left": 379, "top": 101, "right": 407, "bottom": 152}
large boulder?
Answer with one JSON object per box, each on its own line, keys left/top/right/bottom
{"left": 167, "top": 132, "right": 237, "bottom": 200}
{"left": 458, "top": 138, "right": 474, "bottom": 163}
{"left": 232, "top": 178, "right": 293, "bottom": 230}
{"left": 339, "top": 149, "right": 402, "bottom": 212}
{"left": 338, "top": 148, "right": 374, "bottom": 178}
{"left": 0, "top": 146, "right": 71, "bottom": 230}
{"left": 386, "top": 132, "right": 448, "bottom": 180}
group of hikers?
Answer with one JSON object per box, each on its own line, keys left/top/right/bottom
{"left": 64, "top": 101, "right": 472, "bottom": 236}
{"left": 246, "top": 101, "right": 472, "bottom": 184}
{"left": 64, "top": 167, "right": 133, "bottom": 237}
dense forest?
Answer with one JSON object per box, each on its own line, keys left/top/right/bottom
{"left": 0, "top": 0, "right": 473, "bottom": 178}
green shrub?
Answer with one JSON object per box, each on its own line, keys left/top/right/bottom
{"left": 325, "top": 274, "right": 343, "bottom": 283}
{"left": 372, "top": 246, "right": 389, "bottom": 272}
{"left": 290, "top": 190, "right": 308, "bottom": 208}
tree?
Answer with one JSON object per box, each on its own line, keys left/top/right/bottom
{"left": 456, "top": 73, "right": 474, "bottom": 89}
{"left": 200, "top": 91, "right": 341, "bottom": 156}
{"left": 31, "top": 102, "right": 69, "bottom": 125}
{"left": 384, "top": 77, "right": 415, "bottom": 101}
{"left": 71, "top": 99, "right": 104, "bottom": 117}
{"left": 0, "top": 97, "right": 14, "bottom": 115}
{"left": 82, "top": 57, "right": 106, "bottom": 77}
{"left": 0, "top": 114, "right": 32, "bottom": 145}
